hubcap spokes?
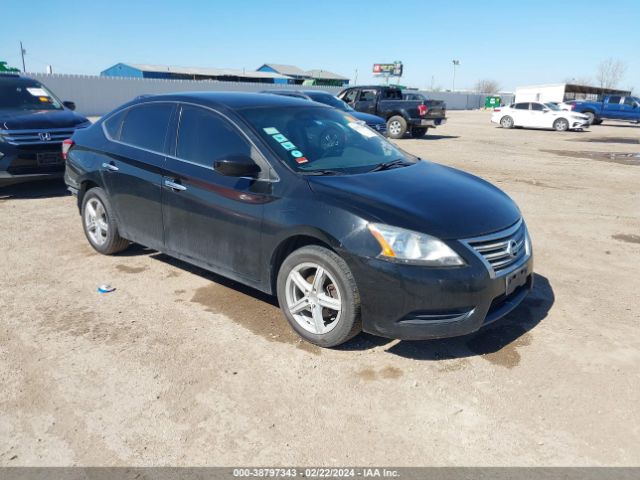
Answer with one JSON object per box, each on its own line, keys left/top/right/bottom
{"left": 85, "top": 198, "right": 108, "bottom": 245}
{"left": 389, "top": 121, "right": 401, "bottom": 135}
{"left": 285, "top": 262, "right": 342, "bottom": 335}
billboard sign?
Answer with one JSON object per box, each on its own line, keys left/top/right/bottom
{"left": 373, "top": 62, "right": 403, "bottom": 77}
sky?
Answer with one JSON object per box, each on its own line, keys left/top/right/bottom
{"left": 2, "top": 0, "right": 638, "bottom": 93}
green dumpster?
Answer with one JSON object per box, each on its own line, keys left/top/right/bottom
{"left": 485, "top": 96, "right": 501, "bottom": 108}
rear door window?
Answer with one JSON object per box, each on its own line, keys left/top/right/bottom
{"left": 103, "top": 109, "right": 127, "bottom": 140}
{"left": 530, "top": 103, "right": 544, "bottom": 111}
{"left": 607, "top": 96, "right": 621, "bottom": 104}
{"left": 514, "top": 103, "right": 530, "bottom": 110}
{"left": 119, "top": 103, "right": 174, "bottom": 152}
{"left": 176, "top": 105, "right": 252, "bottom": 168}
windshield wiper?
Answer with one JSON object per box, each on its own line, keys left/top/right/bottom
{"left": 368, "top": 159, "right": 412, "bottom": 172}
{"left": 302, "top": 169, "right": 344, "bottom": 176}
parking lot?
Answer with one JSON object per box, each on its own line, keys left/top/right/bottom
{"left": 1, "top": 110, "right": 638, "bottom": 466}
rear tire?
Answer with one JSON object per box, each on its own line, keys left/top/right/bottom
{"left": 387, "top": 115, "right": 407, "bottom": 139}
{"left": 553, "top": 118, "right": 570, "bottom": 132}
{"left": 500, "top": 115, "right": 514, "bottom": 129}
{"left": 276, "top": 245, "right": 361, "bottom": 348}
{"left": 410, "top": 127, "right": 428, "bottom": 138}
{"left": 81, "top": 187, "right": 129, "bottom": 255}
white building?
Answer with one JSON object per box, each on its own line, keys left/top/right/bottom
{"left": 515, "top": 83, "right": 631, "bottom": 103}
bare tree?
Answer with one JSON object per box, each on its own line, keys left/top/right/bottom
{"left": 596, "top": 58, "right": 627, "bottom": 89}
{"left": 475, "top": 79, "right": 500, "bottom": 94}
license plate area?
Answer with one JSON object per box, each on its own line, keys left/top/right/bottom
{"left": 505, "top": 266, "right": 528, "bottom": 296}
{"left": 37, "top": 152, "right": 63, "bottom": 166}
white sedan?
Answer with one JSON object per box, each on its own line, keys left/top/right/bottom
{"left": 491, "top": 101, "right": 590, "bottom": 131}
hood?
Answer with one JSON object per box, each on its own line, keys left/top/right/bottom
{"left": 0, "top": 109, "right": 89, "bottom": 130}
{"left": 308, "top": 161, "right": 521, "bottom": 239}
{"left": 350, "top": 111, "right": 386, "bottom": 125}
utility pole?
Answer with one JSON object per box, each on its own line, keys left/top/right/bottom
{"left": 353, "top": 68, "right": 358, "bottom": 85}
{"left": 452, "top": 59, "right": 460, "bottom": 91}
{"left": 20, "top": 41, "right": 26, "bottom": 72}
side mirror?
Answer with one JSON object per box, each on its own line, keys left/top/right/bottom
{"left": 542, "top": 108, "right": 550, "bottom": 113}
{"left": 63, "top": 101, "right": 76, "bottom": 111}
{"left": 214, "top": 155, "right": 261, "bottom": 177}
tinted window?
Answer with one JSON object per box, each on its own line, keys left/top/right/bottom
{"left": 623, "top": 97, "right": 636, "bottom": 107}
{"left": 359, "top": 90, "right": 376, "bottom": 102}
{"left": 607, "top": 96, "right": 621, "bottom": 104}
{"left": 307, "top": 92, "right": 352, "bottom": 111}
{"left": 381, "top": 89, "right": 402, "bottom": 100}
{"left": 514, "top": 103, "right": 530, "bottom": 110}
{"left": 120, "top": 103, "right": 173, "bottom": 152}
{"left": 530, "top": 103, "right": 544, "bottom": 111}
{"left": 176, "top": 105, "right": 252, "bottom": 167}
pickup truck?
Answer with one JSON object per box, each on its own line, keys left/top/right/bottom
{"left": 337, "top": 86, "right": 446, "bottom": 139}
{"left": 570, "top": 95, "right": 640, "bottom": 125}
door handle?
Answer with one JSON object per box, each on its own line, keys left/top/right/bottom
{"left": 102, "top": 162, "right": 119, "bottom": 172}
{"left": 164, "top": 179, "right": 187, "bottom": 191}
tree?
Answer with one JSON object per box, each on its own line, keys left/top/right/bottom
{"left": 596, "top": 58, "right": 627, "bottom": 89}
{"left": 0, "top": 61, "right": 20, "bottom": 73}
{"left": 475, "top": 79, "right": 500, "bottom": 94}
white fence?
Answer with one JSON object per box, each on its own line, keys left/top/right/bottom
{"left": 27, "top": 73, "right": 510, "bottom": 117}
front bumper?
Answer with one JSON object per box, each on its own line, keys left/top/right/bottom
{"left": 570, "top": 119, "right": 590, "bottom": 129}
{"left": 345, "top": 249, "right": 533, "bottom": 340}
{"left": 0, "top": 143, "right": 65, "bottom": 187}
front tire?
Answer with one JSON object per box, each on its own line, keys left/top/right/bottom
{"left": 410, "top": 127, "right": 428, "bottom": 138}
{"left": 553, "top": 118, "right": 570, "bottom": 132}
{"left": 81, "top": 187, "right": 129, "bottom": 255}
{"left": 276, "top": 245, "right": 361, "bottom": 347}
{"left": 387, "top": 115, "right": 407, "bottom": 139}
{"left": 500, "top": 115, "right": 514, "bottom": 129}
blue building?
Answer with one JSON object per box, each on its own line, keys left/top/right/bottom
{"left": 101, "top": 63, "right": 293, "bottom": 84}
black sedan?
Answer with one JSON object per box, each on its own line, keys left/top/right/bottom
{"left": 64, "top": 92, "right": 533, "bottom": 347}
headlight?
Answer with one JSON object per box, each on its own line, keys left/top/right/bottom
{"left": 367, "top": 223, "right": 465, "bottom": 266}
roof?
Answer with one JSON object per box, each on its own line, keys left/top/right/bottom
{"left": 305, "top": 69, "right": 349, "bottom": 81}
{"left": 259, "top": 63, "right": 308, "bottom": 77}
{"left": 110, "top": 63, "right": 291, "bottom": 80}
{"left": 135, "top": 91, "right": 328, "bottom": 110}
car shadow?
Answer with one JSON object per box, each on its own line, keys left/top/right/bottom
{"left": 0, "top": 179, "right": 69, "bottom": 200}
{"left": 124, "top": 244, "right": 553, "bottom": 361}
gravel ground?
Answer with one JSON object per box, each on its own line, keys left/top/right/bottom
{"left": 0, "top": 110, "right": 638, "bottom": 466}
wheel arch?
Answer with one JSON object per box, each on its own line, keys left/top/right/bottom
{"left": 77, "top": 178, "right": 102, "bottom": 211}
{"left": 269, "top": 229, "right": 341, "bottom": 295}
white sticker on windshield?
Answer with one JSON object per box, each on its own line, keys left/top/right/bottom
{"left": 263, "top": 127, "right": 279, "bottom": 135}
{"left": 347, "top": 122, "right": 377, "bottom": 138}
{"left": 26, "top": 87, "right": 49, "bottom": 97}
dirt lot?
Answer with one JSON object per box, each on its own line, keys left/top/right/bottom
{"left": 1, "top": 110, "right": 639, "bottom": 466}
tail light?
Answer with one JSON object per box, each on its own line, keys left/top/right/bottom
{"left": 418, "top": 104, "right": 428, "bottom": 116}
{"left": 494, "top": 108, "right": 501, "bottom": 112}
{"left": 62, "top": 139, "right": 74, "bottom": 160}
{"left": 569, "top": 104, "right": 575, "bottom": 110}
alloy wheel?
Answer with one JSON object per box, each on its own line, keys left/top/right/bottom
{"left": 84, "top": 197, "right": 109, "bottom": 246}
{"left": 285, "top": 262, "right": 342, "bottom": 335}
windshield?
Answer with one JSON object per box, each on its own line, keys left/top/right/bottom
{"left": 544, "top": 103, "right": 561, "bottom": 111}
{"left": 0, "top": 79, "right": 63, "bottom": 111}
{"left": 307, "top": 93, "right": 353, "bottom": 112}
{"left": 240, "top": 106, "right": 414, "bottom": 174}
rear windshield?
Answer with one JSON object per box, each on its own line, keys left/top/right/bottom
{"left": 0, "top": 78, "right": 63, "bottom": 111}
{"left": 239, "top": 105, "right": 413, "bottom": 174}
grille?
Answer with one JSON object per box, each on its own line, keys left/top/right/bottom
{"left": 465, "top": 220, "right": 529, "bottom": 277}
{"left": 0, "top": 127, "right": 76, "bottom": 146}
